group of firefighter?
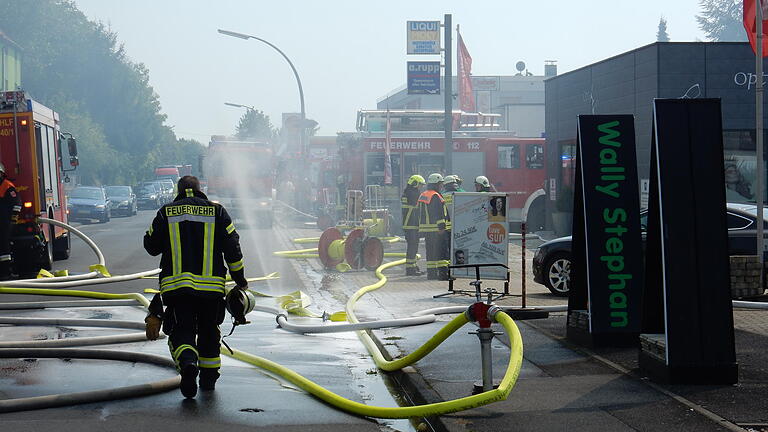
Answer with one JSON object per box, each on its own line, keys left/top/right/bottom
{"left": 401, "top": 173, "right": 493, "bottom": 280}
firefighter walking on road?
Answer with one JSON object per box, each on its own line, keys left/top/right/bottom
{"left": 0, "top": 163, "right": 20, "bottom": 280}
{"left": 418, "top": 173, "right": 450, "bottom": 280}
{"left": 401, "top": 174, "right": 425, "bottom": 276}
{"left": 144, "top": 175, "right": 249, "bottom": 399}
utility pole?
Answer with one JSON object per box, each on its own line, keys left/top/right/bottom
{"left": 443, "top": 13, "right": 453, "bottom": 174}
{"left": 757, "top": 3, "right": 765, "bottom": 285}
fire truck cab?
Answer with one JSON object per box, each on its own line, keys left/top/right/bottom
{"left": 0, "top": 91, "right": 78, "bottom": 275}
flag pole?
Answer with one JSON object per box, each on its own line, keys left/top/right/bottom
{"left": 757, "top": 0, "right": 765, "bottom": 285}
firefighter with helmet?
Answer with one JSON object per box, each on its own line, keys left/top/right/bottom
{"left": 0, "top": 163, "right": 20, "bottom": 280}
{"left": 144, "top": 175, "right": 248, "bottom": 399}
{"left": 442, "top": 175, "right": 463, "bottom": 268}
{"left": 418, "top": 173, "right": 450, "bottom": 280}
{"left": 475, "top": 175, "right": 493, "bottom": 192}
{"left": 401, "top": 174, "right": 425, "bottom": 275}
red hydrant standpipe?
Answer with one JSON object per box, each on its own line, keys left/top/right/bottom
{"left": 467, "top": 294, "right": 501, "bottom": 393}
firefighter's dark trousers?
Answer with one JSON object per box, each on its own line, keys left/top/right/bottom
{"left": 163, "top": 296, "right": 225, "bottom": 382}
{"left": 404, "top": 229, "right": 420, "bottom": 274}
{"left": 0, "top": 221, "right": 12, "bottom": 278}
{"left": 424, "top": 231, "right": 449, "bottom": 280}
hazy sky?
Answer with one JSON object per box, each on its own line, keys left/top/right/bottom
{"left": 73, "top": 0, "right": 706, "bottom": 142}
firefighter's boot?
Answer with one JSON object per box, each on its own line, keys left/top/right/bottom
{"left": 406, "top": 266, "right": 423, "bottom": 276}
{"left": 0, "top": 260, "right": 14, "bottom": 281}
{"left": 179, "top": 362, "right": 199, "bottom": 399}
{"left": 199, "top": 369, "right": 219, "bottom": 391}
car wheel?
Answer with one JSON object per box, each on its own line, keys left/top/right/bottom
{"left": 544, "top": 252, "right": 571, "bottom": 296}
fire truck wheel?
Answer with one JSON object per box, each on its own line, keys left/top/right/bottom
{"left": 53, "top": 232, "right": 71, "bottom": 261}
{"left": 41, "top": 228, "right": 54, "bottom": 271}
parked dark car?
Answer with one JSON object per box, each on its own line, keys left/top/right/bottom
{"left": 137, "top": 183, "right": 162, "bottom": 209}
{"left": 532, "top": 203, "right": 768, "bottom": 296}
{"left": 67, "top": 186, "right": 111, "bottom": 223}
{"left": 105, "top": 186, "right": 137, "bottom": 216}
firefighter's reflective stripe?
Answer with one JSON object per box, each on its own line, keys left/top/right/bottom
{"left": 402, "top": 206, "right": 418, "bottom": 230}
{"left": 405, "top": 258, "right": 418, "bottom": 268}
{"left": 171, "top": 343, "right": 198, "bottom": 368}
{"left": 168, "top": 214, "right": 215, "bottom": 224}
{"left": 148, "top": 224, "right": 154, "bottom": 235}
{"left": 227, "top": 259, "right": 244, "bottom": 272}
{"left": 226, "top": 223, "right": 235, "bottom": 234}
{"left": 202, "top": 221, "right": 215, "bottom": 276}
{"left": 185, "top": 188, "right": 195, "bottom": 198}
{"left": 169, "top": 222, "right": 182, "bottom": 275}
{"left": 426, "top": 259, "right": 450, "bottom": 269}
{"left": 160, "top": 272, "right": 226, "bottom": 294}
{"left": 198, "top": 356, "right": 221, "bottom": 369}
{"left": 444, "top": 193, "right": 453, "bottom": 230}
{"left": 0, "top": 254, "right": 10, "bottom": 262}
{"left": 11, "top": 206, "right": 20, "bottom": 212}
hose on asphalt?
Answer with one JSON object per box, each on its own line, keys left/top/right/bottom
{"left": 0, "top": 348, "right": 179, "bottom": 413}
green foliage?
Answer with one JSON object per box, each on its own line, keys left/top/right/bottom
{"left": 0, "top": 0, "right": 202, "bottom": 185}
{"left": 697, "top": 0, "right": 748, "bottom": 42}
{"left": 657, "top": 16, "right": 670, "bottom": 42}
{"left": 236, "top": 109, "right": 275, "bottom": 140}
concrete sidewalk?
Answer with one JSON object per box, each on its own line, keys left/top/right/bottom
{"left": 273, "top": 221, "right": 768, "bottom": 432}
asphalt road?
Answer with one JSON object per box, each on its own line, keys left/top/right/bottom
{"left": 0, "top": 209, "right": 416, "bottom": 432}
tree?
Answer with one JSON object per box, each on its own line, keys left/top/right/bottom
{"left": 697, "top": 0, "right": 748, "bottom": 41}
{"left": 235, "top": 109, "right": 275, "bottom": 140}
{"left": 657, "top": 16, "right": 670, "bottom": 42}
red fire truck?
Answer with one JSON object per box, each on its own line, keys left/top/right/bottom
{"left": 336, "top": 110, "right": 547, "bottom": 230}
{"left": 203, "top": 135, "right": 273, "bottom": 227}
{"left": 0, "top": 91, "right": 78, "bottom": 274}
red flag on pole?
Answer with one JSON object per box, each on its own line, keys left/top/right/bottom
{"left": 744, "top": 0, "right": 768, "bottom": 57}
{"left": 384, "top": 109, "right": 392, "bottom": 184}
{"left": 457, "top": 32, "right": 476, "bottom": 112}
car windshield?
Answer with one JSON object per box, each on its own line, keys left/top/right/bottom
{"left": 105, "top": 186, "right": 131, "bottom": 197}
{"left": 71, "top": 188, "right": 104, "bottom": 200}
{"left": 140, "top": 185, "right": 157, "bottom": 194}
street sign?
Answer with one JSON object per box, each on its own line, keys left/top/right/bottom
{"left": 407, "top": 61, "right": 441, "bottom": 95}
{"left": 406, "top": 21, "right": 441, "bottom": 54}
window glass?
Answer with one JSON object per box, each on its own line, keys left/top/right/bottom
{"left": 526, "top": 144, "right": 544, "bottom": 169}
{"left": 498, "top": 144, "right": 520, "bottom": 169}
{"left": 47, "top": 127, "right": 59, "bottom": 206}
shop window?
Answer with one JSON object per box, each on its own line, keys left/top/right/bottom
{"left": 498, "top": 144, "right": 520, "bottom": 169}
{"left": 526, "top": 144, "right": 544, "bottom": 169}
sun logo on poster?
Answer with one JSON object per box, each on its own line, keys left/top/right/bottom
{"left": 486, "top": 223, "right": 506, "bottom": 244}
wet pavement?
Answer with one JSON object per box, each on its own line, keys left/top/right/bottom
{"left": 0, "top": 209, "right": 417, "bottom": 431}
{"left": 2, "top": 208, "right": 768, "bottom": 431}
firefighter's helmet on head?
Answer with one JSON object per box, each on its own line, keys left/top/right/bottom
{"left": 427, "top": 173, "right": 444, "bottom": 184}
{"left": 475, "top": 176, "right": 490, "bottom": 187}
{"left": 0, "top": 163, "right": 5, "bottom": 176}
{"left": 444, "top": 175, "right": 458, "bottom": 185}
{"left": 407, "top": 174, "right": 425, "bottom": 186}
{"left": 225, "top": 288, "right": 255, "bottom": 326}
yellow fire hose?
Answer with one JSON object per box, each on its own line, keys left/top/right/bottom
{"left": 0, "top": 260, "right": 524, "bottom": 419}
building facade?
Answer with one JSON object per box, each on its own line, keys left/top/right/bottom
{"left": 0, "top": 30, "right": 22, "bottom": 92}
{"left": 378, "top": 66, "right": 555, "bottom": 139}
{"left": 545, "top": 42, "right": 766, "bottom": 233}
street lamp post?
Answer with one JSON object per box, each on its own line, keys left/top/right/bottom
{"left": 224, "top": 102, "right": 255, "bottom": 112}
{"left": 218, "top": 29, "right": 307, "bottom": 158}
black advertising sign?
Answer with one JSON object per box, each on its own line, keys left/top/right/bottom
{"left": 640, "top": 99, "right": 736, "bottom": 383}
{"left": 569, "top": 115, "right": 643, "bottom": 339}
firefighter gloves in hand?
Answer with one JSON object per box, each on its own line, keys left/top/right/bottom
{"left": 145, "top": 315, "right": 162, "bottom": 340}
